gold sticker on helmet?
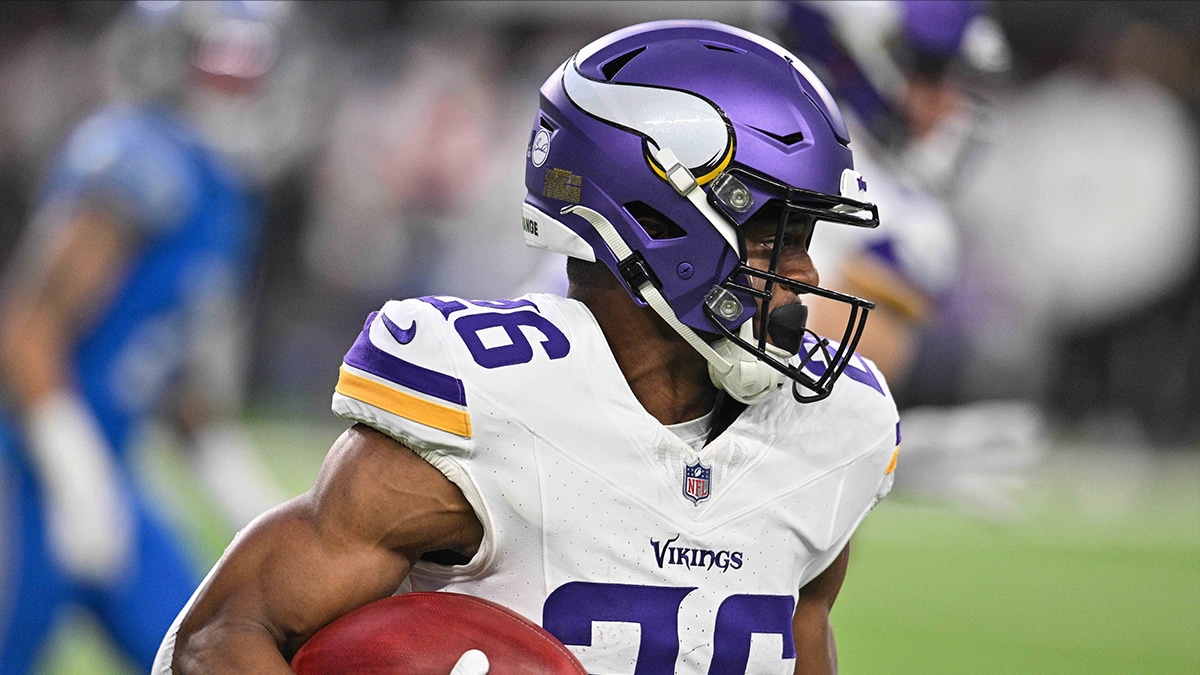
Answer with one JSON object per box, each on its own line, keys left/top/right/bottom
{"left": 543, "top": 168, "right": 582, "bottom": 203}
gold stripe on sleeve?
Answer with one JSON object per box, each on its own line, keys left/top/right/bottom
{"left": 336, "top": 367, "right": 472, "bottom": 438}
{"left": 884, "top": 446, "right": 900, "bottom": 475}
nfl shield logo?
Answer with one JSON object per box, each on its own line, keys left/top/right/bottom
{"left": 684, "top": 461, "right": 711, "bottom": 505}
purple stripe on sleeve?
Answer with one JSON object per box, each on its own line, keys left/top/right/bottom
{"left": 342, "top": 328, "right": 467, "bottom": 406}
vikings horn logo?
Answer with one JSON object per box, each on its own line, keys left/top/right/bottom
{"left": 561, "top": 54, "right": 735, "bottom": 186}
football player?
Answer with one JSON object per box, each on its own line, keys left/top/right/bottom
{"left": 0, "top": 2, "right": 293, "bottom": 672}
{"left": 775, "top": 1, "right": 1043, "bottom": 516}
{"left": 771, "top": 0, "right": 1004, "bottom": 384}
{"left": 157, "top": 21, "right": 898, "bottom": 674}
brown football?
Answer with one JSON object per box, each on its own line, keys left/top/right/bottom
{"left": 291, "top": 592, "right": 586, "bottom": 674}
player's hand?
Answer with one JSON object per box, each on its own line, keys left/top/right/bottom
{"left": 449, "top": 649, "right": 489, "bottom": 675}
{"left": 26, "top": 392, "right": 135, "bottom": 584}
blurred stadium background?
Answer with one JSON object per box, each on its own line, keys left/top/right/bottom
{"left": 0, "top": 1, "right": 1196, "bottom": 673}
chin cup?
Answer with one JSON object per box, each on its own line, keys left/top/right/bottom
{"left": 708, "top": 321, "right": 795, "bottom": 405}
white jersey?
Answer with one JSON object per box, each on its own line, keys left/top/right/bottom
{"left": 332, "top": 293, "right": 899, "bottom": 674}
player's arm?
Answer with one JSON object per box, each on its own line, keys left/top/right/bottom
{"left": 169, "top": 423, "right": 484, "bottom": 673}
{"left": 0, "top": 202, "right": 143, "bottom": 583}
{"left": 0, "top": 202, "right": 135, "bottom": 408}
{"left": 792, "top": 544, "right": 851, "bottom": 675}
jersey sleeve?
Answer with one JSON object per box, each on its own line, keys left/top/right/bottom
{"left": 43, "top": 107, "right": 198, "bottom": 235}
{"left": 331, "top": 298, "right": 475, "bottom": 457}
{"left": 843, "top": 350, "right": 900, "bottom": 506}
{"left": 332, "top": 298, "right": 499, "bottom": 578}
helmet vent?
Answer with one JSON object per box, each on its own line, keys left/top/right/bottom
{"left": 699, "top": 41, "right": 745, "bottom": 54}
{"left": 600, "top": 47, "right": 645, "bottom": 80}
{"left": 538, "top": 115, "right": 557, "bottom": 131}
{"left": 624, "top": 201, "right": 687, "bottom": 240}
{"left": 750, "top": 125, "right": 806, "bottom": 146}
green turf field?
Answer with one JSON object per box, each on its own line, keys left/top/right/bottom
{"left": 38, "top": 422, "right": 1200, "bottom": 674}
{"left": 835, "top": 453, "right": 1200, "bottom": 675}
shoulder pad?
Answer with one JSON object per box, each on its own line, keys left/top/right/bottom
{"left": 790, "top": 339, "right": 899, "bottom": 459}
{"left": 796, "top": 335, "right": 895, "bottom": 403}
{"left": 827, "top": 348, "right": 899, "bottom": 485}
{"left": 333, "top": 298, "right": 473, "bottom": 440}
{"left": 332, "top": 295, "right": 574, "bottom": 444}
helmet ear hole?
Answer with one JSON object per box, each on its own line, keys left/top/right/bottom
{"left": 623, "top": 201, "right": 687, "bottom": 240}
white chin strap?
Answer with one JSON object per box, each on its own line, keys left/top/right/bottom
{"left": 561, "top": 202, "right": 785, "bottom": 406}
{"left": 708, "top": 322, "right": 790, "bottom": 404}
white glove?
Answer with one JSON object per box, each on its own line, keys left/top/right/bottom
{"left": 189, "top": 421, "right": 289, "bottom": 528}
{"left": 450, "top": 649, "right": 490, "bottom": 675}
{"left": 892, "top": 400, "right": 1045, "bottom": 518}
{"left": 25, "top": 392, "right": 135, "bottom": 584}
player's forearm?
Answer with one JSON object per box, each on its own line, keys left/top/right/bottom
{"left": 791, "top": 615, "right": 837, "bottom": 675}
{"left": 0, "top": 301, "right": 71, "bottom": 410}
{"left": 172, "top": 620, "right": 297, "bottom": 674}
{"left": 169, "top": 428, "right": 471, "bottom": 672}
{"left": 169, "top": 516, "right": 312, "bottom": 672}
{"left": 793, "top": 546, "right": 849, "bottom": 674}
{"left": 0, "top": 205, "right": 132, "bottom": 407}
{"left": 170, "top": 495, "right": 415, "bottom": 672}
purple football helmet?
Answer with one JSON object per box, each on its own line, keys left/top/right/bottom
{"left": 522, "top": 20, "right": 879, "bottom": 403}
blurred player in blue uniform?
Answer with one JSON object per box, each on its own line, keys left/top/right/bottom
{"left": 0, "top": 2, "right": 302, "bottom": 671}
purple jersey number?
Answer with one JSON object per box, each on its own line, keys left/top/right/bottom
{"left": 454, "top": 310, "right": 570, "bottom": 368}
{"left": 542, "top": 582, "right": 796, "bottom": 674}
{"left": 801, "top": 334, "right": 886, "bottom": 397}
{"left": 420, "top": 297, "right": 570, "bottom": 369}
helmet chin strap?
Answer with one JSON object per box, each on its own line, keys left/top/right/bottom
{"left": 709, "top": 322, "right": 791, "bottom": 404}
{"left": 561, "top": 204, "right": 730, "bottom": 367}
{"left": 651, "top": 146, "right": 791, "bottom": 404}
{"left": 561, "top": 202, "right": 786, "bottom": 406}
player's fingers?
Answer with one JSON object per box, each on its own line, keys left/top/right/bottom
{"left": 449, "top": 649, "right": 489, "bottom": 675}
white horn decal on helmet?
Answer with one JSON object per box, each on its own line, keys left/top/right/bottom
{"left": 562, "top": 55, "right": 734, "bottom": 184}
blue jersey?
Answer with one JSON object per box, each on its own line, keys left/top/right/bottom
{"left": 37, "top": 103, "right": 263, "bottom": 455}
